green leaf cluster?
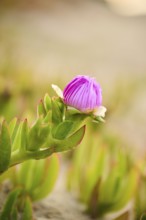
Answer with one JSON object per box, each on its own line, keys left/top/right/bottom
{"left": 0, "top": 154, "right": 59, "bottom": 219}
{"left": 0, "top": 93, "right": 87, "bottom": 173}
{"left": 67, "top": 128, "right": 138, "bottom": 218}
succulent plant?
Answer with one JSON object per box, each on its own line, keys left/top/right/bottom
{"left": 0, "top": 75, "right": 106, "bottom": 174}
{"left": 67, "top": 127, "right": 139, "bottom": 218}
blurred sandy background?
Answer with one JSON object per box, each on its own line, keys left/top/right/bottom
{"left": 0, "top": 0, "right": 146, "bottom": 153}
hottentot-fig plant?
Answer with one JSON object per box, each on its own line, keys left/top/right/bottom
{"left": 0, "top": 75, "right": 106, "bottom": 174}
{"left": 0, "top": 75, "right": 106, "bottom": 219}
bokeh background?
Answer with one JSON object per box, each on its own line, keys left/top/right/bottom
{"left": 0, "top": 0, "right": 146, "bottom": 154}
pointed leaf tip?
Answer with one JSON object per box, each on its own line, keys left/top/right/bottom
{"left": 37, "top": 99, "right": 46, "bottom": 117}
{"left": 44, "top": 93, "right": 52, "bottom": 111}
{"left": 0, "top": 121, "right": 11, "bottom": 173}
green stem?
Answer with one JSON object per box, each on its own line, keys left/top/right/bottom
{"left": 10, "top": 150, "right": 31, "bottom": 167}
{"left": 10, "top": 147, "right": 55, "bottom": 167}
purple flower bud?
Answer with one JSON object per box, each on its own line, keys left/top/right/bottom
{"left": 63, "top": 75, "right": 102, "bottom": 113}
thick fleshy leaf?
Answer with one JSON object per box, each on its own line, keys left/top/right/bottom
{"left": 43, "top": 111, "right": 52, "bottom": 123}
{"left": 82, "top": 146, "right": 106, "bottom": 203}
{"left": 31, "top": 155, "right": 59, "bottom": 201}
{"left": 9, "top": 117, "right": 18, "bottom": 138}
{"left": 20, "top": 119, "right": 29, "bottom": 151}
{"left": 37, "top": 99, "right": 46, "bottom": 117}
{"left": 10, "top": 118, "right": 19, "bottom": 143}
{"left": 44, "top": 93, "right": 52, "bottom": 111}
{"left": 54, "top": 125, "right": 86, "bottom": 153}
{"left": 105, "top": 168, "right": 138, "bottom": 212}
{"left": 65, "top": 110, "right": 88, "bottom": 133}
{"left": 28, "top": 119, "right": 50, "bottom": 151}
{"left": 38, "top": 124, "right": 51, "bottom": 148}
{"left": 12, "top": 122, "right": 23, "bottom": 151}
{"left": 0, "top": 188, "right": 21, "bottom": 220}
{"left": 28, "top": 159, "right": 45, "bottom": 190}
{"left": 53, "top": 121, "right": 74, "bottom": 140}
{"left": 27, "top": 118, "right": 41, "bottom": 151}
{"left": 51, "top": 97, "right": 64, "bottom": 124}
{"left": 16, "top": 160, "right": 36, "bottom": 191}
{"left": 21, "top": 196, "right": 33, "bottom": 220}
{"left": 0, "top": 121, "right": 11, "bottom": 173}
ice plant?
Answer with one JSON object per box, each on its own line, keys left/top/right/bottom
{"left": 0, "top": 75, "right": 106, "bottom": 174}
{"left": 0, "top": 76, "right": 106, "bottom": 219}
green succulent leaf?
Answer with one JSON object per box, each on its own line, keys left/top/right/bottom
{"left": 82, "top": 146, "right": 106, "bottom": 203}
{"left": 43, "top": 111, "right": 52, "bottom": 123}
{"left": 9, "top": 118, "right": 19, "bottom": 143}
{"left": 54, "top": 125, "right": 86, "bottom": 152}
{"left": 107, "top": 168, "right": 138, "bottom": 212}
{"left": 53, "top": 121, "right": 74, "bottom": 140}
{"left": 9, "top": 118, "right": 18, "bottom": 138}
{"left": 27, "top": 118, "right": 41, "bottom": 151}
{"left": 44, "top": 93, "right": 52, "bottom": 111}
{"left": 20, "top": 119, "right": 29, "bottom": 152}
{"left": 28, "top": 118, "right": 50, "bottom": 151}
{"left": 30, "top": 155, "right": 59, "bottom": 201}
{"left": 0, "top": 91, "right": 92, "bottom": 170}
{"left": 21, "top": 196, "right": 33, "bottom": 220}
{"left": 51, "top": 97, "right": 64, "bottom": 124}
{"left": 15, "top": 155, "right": 59, "bottom": 201}
{"left": 28, "top": 159, "right": 45, "bottom": 190}
{"left": 12, "top": 122, "right": 23, "bottom": 151}
{"left": 16, "top": 160, "right": 36, "bottom": 191}
{"left": 37, "top": 99, "right": 46, "bottom": 117}
{"left": 0, "top": 188, "right": 21, "bottom": 220}
{"left": 0, "top": 121, "right": 11, "bottom": 173}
